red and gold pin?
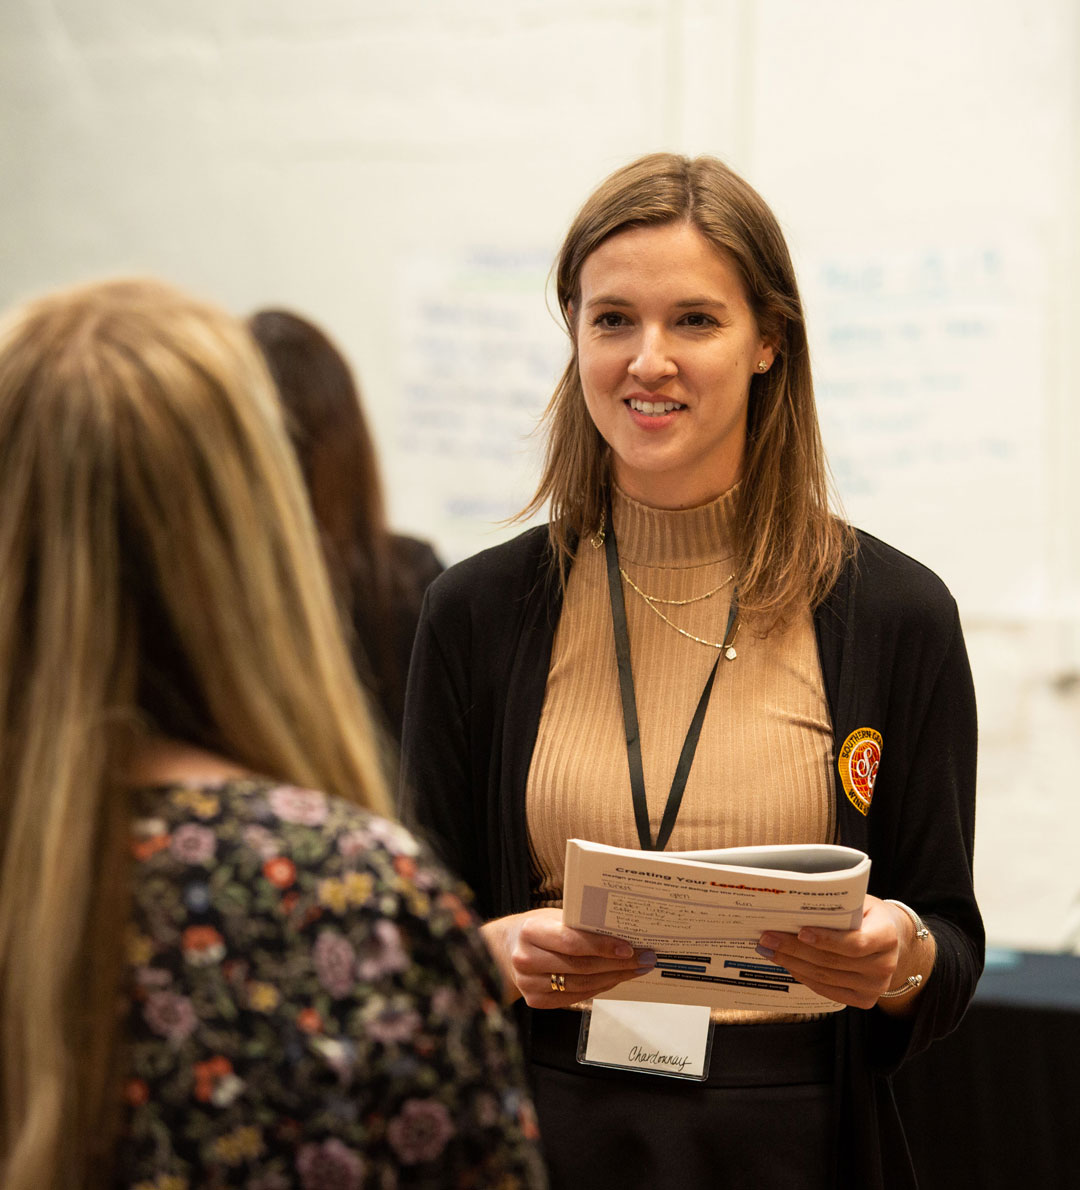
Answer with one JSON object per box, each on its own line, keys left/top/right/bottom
{"left": 838, "top": 727, "right": 882, "bottom": 815}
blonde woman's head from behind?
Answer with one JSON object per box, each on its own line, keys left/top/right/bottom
{"left": 0, "top": 276, "right": 389, "bottom": 806}
{"left": 0, "top": 277, "right": 389, "bottom": 1189}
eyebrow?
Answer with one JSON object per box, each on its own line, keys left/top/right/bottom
{"left": 674, "top": 298, "right": 730, "bottom": 311}
{"left": 584, "top": 295, "right": 731, "bottom": 312}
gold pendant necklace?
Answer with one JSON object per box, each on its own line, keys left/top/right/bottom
{"left": 619, "top": 569, "right": 740, "bottom": 659}
{"left": 592, "top": 514, "right": 741, "bottom": 659}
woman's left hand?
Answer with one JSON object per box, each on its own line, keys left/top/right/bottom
{"left": 757, "top": 895, "right": 931, "bottom": 1011}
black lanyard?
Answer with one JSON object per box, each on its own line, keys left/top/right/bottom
{"left": 602, "top": 495, "right": 738, "bottom": 852}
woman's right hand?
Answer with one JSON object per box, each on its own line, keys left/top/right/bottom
{"left": 481, "top": 909, "right": 655, "bottom": 1008}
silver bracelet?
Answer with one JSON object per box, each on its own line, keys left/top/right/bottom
{"left": 879, "top": 973, "right": 924, "bottom": 998}
{"left": 884, "top": 898, "right": 931, "bottom": 940}
{"left": 879, "top": 900, "right": 931, "bottom": 999}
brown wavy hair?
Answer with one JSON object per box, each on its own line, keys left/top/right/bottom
{"left": 521, "top": 152, "right": 854, "bottom": 626}
{"left": 0, "top": 279, "right": 390, "bottom": 1188}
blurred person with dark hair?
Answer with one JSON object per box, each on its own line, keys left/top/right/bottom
{"left": 250, "top": 308, "right": 443, "bottom": 744}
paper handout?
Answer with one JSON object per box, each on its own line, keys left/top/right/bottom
{"left": 561, "top": 838, "right": 871, "bottom": 1013}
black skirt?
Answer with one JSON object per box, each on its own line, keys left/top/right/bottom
{"left": 527, "top": 1008, "right": 840, "bottom": 1190}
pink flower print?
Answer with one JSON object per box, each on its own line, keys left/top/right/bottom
{"left": 143, "top": 990, "right": 198, "bottom": 1042}
{"left": 355, "top": 919, "right": 410, "bottom": 982}
{"left": 336, "top": 828, "right": 374, "bottom": 860}
{"left": 386, "top": 1098, "right": 455, "bottom": 1165}
{"left": 169, "top": 823, "right": 216, "bottom": 865}
{"left": 312, "top": 930, "right": 357, "bottom": 999}
{"left": 243, "top": 823, "right": 281, "bottom": 859}
{"left": 366, "top": 1005, "right": 423, "bottom": 1044}
{"left": 135, "top": 966, "right": 173, "bottom": 990}
{"left": 296, "top": 1138, "right": 365, "bottom": 1190}
{"left": 430, "top": 985, "right": 460, "bottom": 1019}
{"left": 268, "top": 785, "right": 328, "bottom": 827}
{"left": 410, "top": 865, "right": 440, "bottom": 891}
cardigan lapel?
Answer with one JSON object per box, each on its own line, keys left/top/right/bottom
{"left": 494, "top": 535, "right": 566, "bottom": 917}
{"left": 814, "top": 546, "right": 873, "bottom": 857}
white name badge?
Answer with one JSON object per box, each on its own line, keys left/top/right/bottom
{"left": 577, "top": 998, "right": 712, "bottom": 1081}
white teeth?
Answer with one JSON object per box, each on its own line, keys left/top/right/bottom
{"left": 629, "top": 398, "right": 683, "bottom": 415}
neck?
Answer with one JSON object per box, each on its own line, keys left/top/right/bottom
{"left": 613, "top": 467, "right": 739, "bottom": 512}
{"left": 125, "top": 736, "right": 252, "bottom": 787}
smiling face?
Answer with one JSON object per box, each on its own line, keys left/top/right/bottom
{"left": 575, "top": 221, "right": 774, "bottom": 509}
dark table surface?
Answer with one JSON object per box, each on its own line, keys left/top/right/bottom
{"left": 892, "top": 949, "right": 1080, "bottom": 1189}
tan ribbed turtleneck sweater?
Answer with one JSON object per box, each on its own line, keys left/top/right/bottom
{"left": 525, "top": 486, "right": 835, "bottom": 1022}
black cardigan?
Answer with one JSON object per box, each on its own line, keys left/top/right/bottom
{"left": 401, "top": 525, "right": 983, "bottom": 1189}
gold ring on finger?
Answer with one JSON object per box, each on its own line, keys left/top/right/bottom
{"left": 549, "top": 972, "right": 566, "bottom": 993}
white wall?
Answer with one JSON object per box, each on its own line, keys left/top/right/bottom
{"left": 2, "top": 0, "right": 1078, "bottom": 950}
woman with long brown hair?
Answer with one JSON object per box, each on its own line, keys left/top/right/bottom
{"left": 0, "top": 278, "right": 545, "bottom": 1189}
{"left": 401, "top": 154, "right": 982, "bottom": 1189}
{"left": 249, "top": 309, "right": 443, "bottom": 745}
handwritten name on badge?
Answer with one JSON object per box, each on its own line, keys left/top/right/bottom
{"left": 583, "top": 999, "right": 711, "bottom": 1079}
{"left": 627, "top": 1044, "right": 693, "bottom": 1073}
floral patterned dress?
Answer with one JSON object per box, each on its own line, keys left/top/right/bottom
{"left": 116, "top": 778, "right": 548, "bottom": 1190}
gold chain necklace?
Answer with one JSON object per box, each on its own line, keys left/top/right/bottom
{"left": 618, "top": 567, "right": 733, "bottom": 607}
{"left": 620, "top": 569, "right": 741, "bottom": 658}
{"left": 594, "top": 518, "right": 740, "bottom": 658}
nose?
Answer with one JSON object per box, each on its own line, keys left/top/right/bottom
{"left": 628, "top": 328, "right": 676, "bottom": 385}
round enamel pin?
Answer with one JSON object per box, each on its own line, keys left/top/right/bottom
{"left": 838, "top": 727, "right": 882, "bottom": 816}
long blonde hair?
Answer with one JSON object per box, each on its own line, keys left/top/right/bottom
{"left": 0, "top": 278, "right": 391, "bottom": 1188}
{"left": 522, "top": 152, "right": 854, "bottom": 625}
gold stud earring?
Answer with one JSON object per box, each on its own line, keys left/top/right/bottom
{"left": 756, "top": 361, "right": 768, "bottom": 372}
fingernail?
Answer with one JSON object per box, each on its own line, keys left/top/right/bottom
{"left": 799, "top": 929, "right": 817, "bottom": 945}
{"left": 634, "top": 966, "right": 654, "bottom": 976}
{"left": 755, "top": 944, "right": 775, "bottom": 960}
{"left": 636, "top": 950, "right": 657, "bottom": 967}
{"left": 614, "top": 941, "right": 633, "bottom": 958}
{"left": 759, "top": 933, "right": 779, "bottom": 949}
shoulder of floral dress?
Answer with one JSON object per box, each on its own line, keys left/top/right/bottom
{"left": 130, "top": 776, "right": 474, "bottom": 915}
